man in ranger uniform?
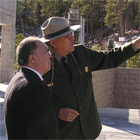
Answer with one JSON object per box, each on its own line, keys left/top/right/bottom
{"left": 40, "top": 16, "right": 140, "bottom": 139}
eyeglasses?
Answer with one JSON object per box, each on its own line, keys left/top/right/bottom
{"left": 66, "top": 32, "right": 73, "bottom": 39}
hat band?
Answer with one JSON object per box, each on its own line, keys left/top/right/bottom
{"left": 44, "top": 26, "right": 70, "bottom": 39}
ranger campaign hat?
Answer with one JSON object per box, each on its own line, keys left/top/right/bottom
{"left": 40, "top": 16, "right": 80, "bottom": 42}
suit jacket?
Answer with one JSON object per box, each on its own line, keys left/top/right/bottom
{"left": 43, "top": 43, "right": 138, "bottom": 139}
{"left": 4, "top": 68, "right": 59, "bottom": 139}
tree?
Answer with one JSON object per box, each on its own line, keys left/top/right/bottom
{"left": 134, "top": 1, "right": 140, "bottom": 35}
{"left": 40, "top": 0, "right": 72, "bottom": 20}
{"left": 16, "top": 0, "right": 27, "bottom": 36}
{"left": 71, "top": 0, "right": 106, "bottom": 43}
{"left": 16, "top": 0, "right": 42, "bottom": 36}
{"left": 104, "top": 0, "right": 130, "bottom": 37}
{"left": 126, "top": 53, "right": 140, "bottom": 68}
{"left": 91, "top": 0, "right": 106, "bottom": 41}
{"left": 26, "top": 0, "right": 42, "bottom": 35}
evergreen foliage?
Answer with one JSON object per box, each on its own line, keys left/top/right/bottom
{"left": 16, "top": 0, "right": 140, "bottom": 37}
{"left": 126, "top": 53, "right": 140, "bottom": 68}
{"left": 15, "top": 0, "right": 140, "bottom": 68}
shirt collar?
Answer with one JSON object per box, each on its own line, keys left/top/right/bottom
{"left": 53, "top": 53, "right": 68, "bottom": 63}
{"left": 22, "top": 66, "right": 43, "bottom": 81}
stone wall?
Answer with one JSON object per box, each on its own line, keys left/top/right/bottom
{"left": 113, "top": 67, "right": 140, "bottom": 109}
{"left": 1, "top": 25, "right": 15, "bottom": 82}
{"left": 93, "top": 67, "right": 140, "bottom": 109}
{"left": 0, "top": 0, "right": 17, "bottom": 82}
{"left": 0, "top": 0, "right": 16, "bottom": 25}
{"left": 92, "top": 68, "right": 115, "bottom": 107}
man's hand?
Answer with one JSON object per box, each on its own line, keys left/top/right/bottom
{"left": 58, "top": 108, "right": 79, "bottom": 122}
{"left": 132, "top": 36, "right": 140, "bottom": 50}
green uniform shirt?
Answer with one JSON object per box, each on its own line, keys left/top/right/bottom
{"left": 43, "top": 43, "right": 138, "bottom": 139}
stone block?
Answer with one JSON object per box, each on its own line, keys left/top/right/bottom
{"left": 8, "top": 0, "right": 16, "bottom": 12}
{"left": 1, "top": 13, "right": 10, "bottom": 25}
{"left": 69, "top": 13, "right": 79, "bottom": 19}
{"left": 11, "top": 11, "right": 16, "bottom": 17}
{"left": 0, "top": 7, "right": 4, "bottom": 13}
{"left": 4, "top": 8, "right": 11, "bottom": 15}
{"left": 12, "top": 17, "right": 16, "bottom": 26}
{"left": 69, "top": 20, "right": 80, "bottom": 25}
{"left": 1, "top": 0, "right": 8, "bottom": 9}
{"left": 0, "top": 0, "right": 16, "bottom": 83}
{"left": 0, "top": 12, "right": 15, "bottom": 25}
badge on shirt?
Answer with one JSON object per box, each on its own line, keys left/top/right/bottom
{"left": 85, "top": 66, "right": 88, "bottom": 72}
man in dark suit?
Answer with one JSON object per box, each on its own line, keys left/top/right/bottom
{"left": 40, "top": 17, "right": 140, "bottom": 139}
{"left": 4, "top": 36, "right": 59, "bottom": 139}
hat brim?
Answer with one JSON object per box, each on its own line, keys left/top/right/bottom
{"left": 40, "top": 25, "right": 81, "bottom": 43}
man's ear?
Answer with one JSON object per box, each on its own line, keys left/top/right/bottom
{"left": 50, "top": 40, "right": 56, "bottom": 48}
{"left": 28, "top": 54, "right": 37, "bottom": 64}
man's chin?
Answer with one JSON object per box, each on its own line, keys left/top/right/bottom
{"left": 48, "top": 67, "right": 51, "bottom": 71}
{"left": 71, "top": 47, "right": 75, "bottom": 52}
{"left": 45, "top": 67, "right": 51, "bottom": 73}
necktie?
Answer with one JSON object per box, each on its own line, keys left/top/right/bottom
{"left": 42, "top": 79, "right": 47, "bottom": 86}
{"left": 61, "top": 57, "right": 71, "bottom": 75}
{"left": 42, "top": 79, "right": 49, "bottom": 90}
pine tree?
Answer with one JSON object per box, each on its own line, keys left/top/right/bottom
{"left": 71, "top": 0, "right": 106, "bottom": 43}
{"left": 16, "top": 0, "right": 28, "bottom": 36}
{"left": 134, "top": 1, "right": 140, "bottom": 35}
{"left": 40, "top": 0, "right": 72, "bottom": 20}
{"left": 16, "top": 0, "right": 42, "bottom": 36}
{"left": 104, "top": 0, "right": 130, "bottom": 37}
